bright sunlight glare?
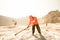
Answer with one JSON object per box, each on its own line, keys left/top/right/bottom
{"left": 0, "top": 0, "right": 60, "bottom": 18}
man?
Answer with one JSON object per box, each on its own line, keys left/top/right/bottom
{"left": 46, "top": 21, "right": 48, "bottom": 26}
{"left": 12, "top": 19, "right": 17, "bottom": 26}
{"left": 27, "top": 15, "right": 41, "bottom": 35}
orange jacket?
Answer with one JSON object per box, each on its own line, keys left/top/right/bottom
{"left": 28, "top": 16, "right": 38, "bottom": 26}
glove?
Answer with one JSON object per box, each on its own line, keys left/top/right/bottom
{"left": 27, "top": 25, "right": 29, "bottom": 28}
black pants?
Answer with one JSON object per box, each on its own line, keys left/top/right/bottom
{"left": 32, "top": 24, "right": 41, "bottom": 34}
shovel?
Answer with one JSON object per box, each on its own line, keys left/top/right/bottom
{"left": 15, "top": 28, "right": 28, "bottom": 36}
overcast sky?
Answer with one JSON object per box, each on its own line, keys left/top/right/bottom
{"left": 0, "top": 0, "right": 60, "bottom": 18}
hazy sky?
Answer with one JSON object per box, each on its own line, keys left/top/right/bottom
{"left": 0, "top": 0, "right": 60, "bottom": 18}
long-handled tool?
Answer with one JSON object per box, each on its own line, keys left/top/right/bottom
{"left": 15, "top": 28, "right": 28, "bottom": 36}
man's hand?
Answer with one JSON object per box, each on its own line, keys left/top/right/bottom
{"left": 27, "top": 25, "right": 29, "bottom": 28}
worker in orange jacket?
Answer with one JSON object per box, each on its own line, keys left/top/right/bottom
{"left": 27, "top": 15, "right": 41, "bottom": 35}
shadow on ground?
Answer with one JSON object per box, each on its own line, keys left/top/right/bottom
{"left": 34, "top": 34, "right": 46, "bottom": 40}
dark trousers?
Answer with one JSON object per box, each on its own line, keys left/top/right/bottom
{"left": 32, "top": 24, "right": 41, "bottom": 34}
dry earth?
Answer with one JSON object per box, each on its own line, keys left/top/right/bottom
{"left": 0, "top": 23, "right": 60, "bottom": 40}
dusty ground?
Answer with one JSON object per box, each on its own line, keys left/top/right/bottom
{"left": 0, "top": 23, "right": 60, "bottom": 40}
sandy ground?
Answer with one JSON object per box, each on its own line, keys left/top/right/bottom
{"left": 0, "top": 23, "right": 60, "bottom": 40}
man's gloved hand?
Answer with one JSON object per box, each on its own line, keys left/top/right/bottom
{"left": 27, "top": 25, "right": 29, "bottom": 28}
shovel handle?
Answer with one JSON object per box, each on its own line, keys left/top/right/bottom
{"left": 15, "top": 28, "right": 27, "bottom": 36}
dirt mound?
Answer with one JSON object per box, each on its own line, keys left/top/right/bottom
{"left": 43, "top": 10, "right": 60, "bottom": 23}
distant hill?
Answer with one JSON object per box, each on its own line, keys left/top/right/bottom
{"left": 0, "top": 15, "right": 14, "bottom": 26}
{"left": 43, "top": 10, "right": 60, "bottom": 23}
{"left": 0, "top": 15, "right": 29, "bottom": 26}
